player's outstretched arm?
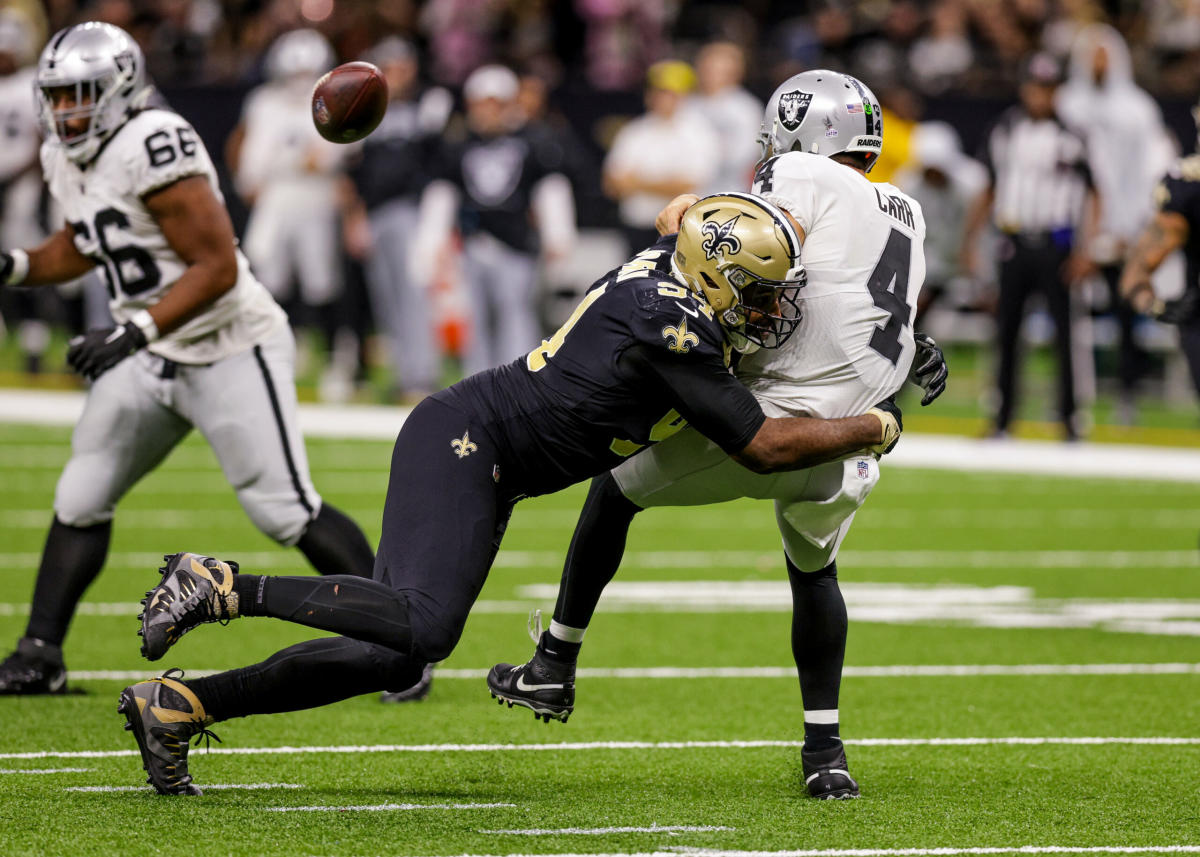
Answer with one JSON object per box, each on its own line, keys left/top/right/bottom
{"left": 655, "top": 194, "right": 700, "bottom": 236}
{"left": 1121, "top": 211, "right": 1192, "bottom": 320}
{"left": 732, "top": 400, "right": 900, "bottom": 474}
{"left": 143, "top": 175, "right": 240, "bottom": 336}
{"left": 1, "top": 226, "right": 96, "bottom": 288}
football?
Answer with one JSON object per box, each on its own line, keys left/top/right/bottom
{"left": 311, "top": 61, "right": 389, "bottom": 143}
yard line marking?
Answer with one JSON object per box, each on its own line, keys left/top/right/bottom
{"left": 61, "top": 663, "right": 1200, "bottom": 683}
{"left": 0, "top": 767, "right": 93, "bottom": 774}
{"left": 5, "top": 390, "right": 1200, "bottom": 481}
{"left": 481, "top": 826, "right": 735, "bottom": 836}
{"left": 67, "top": 782, "right": 303, "bottom": 792}
{"left": 267, "top": 802, "right": 515, "bottom": 813}
{"left": 3, "top": 737, "right": 1199, "bottom": 761}
{"left": 351, "top": 848, "right": 1200, "bottom": 857}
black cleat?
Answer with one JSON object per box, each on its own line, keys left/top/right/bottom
{"left": 802, "top": 741, "right": 860, "bottom": 799}
{"left": 140, "top": 553, "right": 238, "bottom": 661}
{"left": 487, "top": 651, "right": 575, "bottom": 723}
{"left": 117, "top": 668, "right": 219, "bottom": 795}
{"left": 380, "top": 663, "right": 435, "bottom": 703}
{"left": 0, "top": 637, "right": 67, "bottom": 695}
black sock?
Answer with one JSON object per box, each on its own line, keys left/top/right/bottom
{"left": 186, "top": 636, "right": 422, "bottom": 721}
{"left": 553, "top": 472, "right": 641, "bottom": 629}
{"left": 25, "top": 517, "right": 112, "bottom": 646}
{"left": 803, "top": 721, "right": 842, "bottom": 752}
{"left": 538, "top": 630, "right": 580, "bottom": 664}
{"left": 296, "top": 504, "right": 374, "bottom": 577}
{"left": 232, "top": 573, "right": 411, "bottom": 654}
{"left": 786, "top": 557, "right": 847, "bottom": 713}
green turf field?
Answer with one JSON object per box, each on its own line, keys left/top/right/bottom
{"left": 0, "top": 422, "right": 1197, "bottom": 857}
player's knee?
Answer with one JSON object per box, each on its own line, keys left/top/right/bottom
{"left": 240, "top": 491, "right": 321, "bottom": 546}
{"left": 409, "top": 616, "right": 463, "bottom": 663}
{"left": 54, "top": 479, "right": 115, "bottom": 528}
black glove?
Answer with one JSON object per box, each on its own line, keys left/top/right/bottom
{"left": 866, "top": 395, "right": 902, "bottom": 455}
{"left": 910, "top": 332, "right": 948, "bottom": 406}
{"left": 66, "top": 321, "right": 148, "bottom": 380}
{"left": 1154, "top": 289, "right": 1200, "bottom": 325}
{"left": 0, "top": 251, "right": 12, "bottom": 284}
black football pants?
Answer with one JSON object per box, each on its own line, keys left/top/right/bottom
{"left": 187, "top": 397, "right": 515, "bottom": 721}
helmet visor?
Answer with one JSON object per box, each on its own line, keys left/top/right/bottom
{"left": 39, "top": 78, "right": 109, "bottom": 144}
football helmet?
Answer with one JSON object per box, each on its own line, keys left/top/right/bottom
{"left": 36, "top": 22, "right": 152, "bottom": 165}
{"left": 758, "top": 70, "right": 883, "bottom": 173}
{"left": 673, "top": 193, "right": 805, "bottom": 352}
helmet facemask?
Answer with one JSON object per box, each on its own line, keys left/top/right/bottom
{"left": 706, "top": 264, "right": 805, "bottom": 351}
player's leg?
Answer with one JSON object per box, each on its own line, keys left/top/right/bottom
{"left": 1041, "top": 245, "right": 1077, "bottom": 438}
{"left": 993, "top": 239, "right": 1031, "bottom": 435}
{"left": 1179, "top": 316, "right": 1200, "bottom": 400}
{"left": 488, "top": 428, "right": 761, "bottom": 719}
{"left": 775, "top": 457, "right": 878, "bottom": 799}
{"left": 0, "top": 353, "right": 189, "bottom": 694}
{"left": 491, "top": 245, "right": 540, "bottom": 366}
{"left": 179, "top": 324, "right": 374, "bottom": 578}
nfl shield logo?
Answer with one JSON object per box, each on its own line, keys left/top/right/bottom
{"left": 857, "top": 460, "right": 870, "bottom": 479}
{"left": 778, "top": 90, "right": 813, "bottom": 131}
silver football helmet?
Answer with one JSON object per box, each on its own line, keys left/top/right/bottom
{"left": 758, "top": 70, "right": 883, "bottom": 173}
{"left": 36, "top": 22, "right": 152, "bottom": 166}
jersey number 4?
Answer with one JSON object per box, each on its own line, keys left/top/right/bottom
{"left": 865, "top": 228, "right": 912, "bottom": 366}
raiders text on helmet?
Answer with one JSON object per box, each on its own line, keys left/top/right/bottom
{"left": 758, "top": 70, "right": 883, "bottom": 172}
{"left": 673, "top": 194, "right": 806, "bottom": 352}
{"left": 36, "top": 22, "right": 152, "bottom": 166}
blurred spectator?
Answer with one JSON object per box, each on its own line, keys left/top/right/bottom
{"left": 344, "top": 37, "right": 453, "bottom": 402}
{"left": 603, "top": 59, "right": 718, "bottom": 253}
{"left": 870, "top": 85, "right": 921, "bottom": 185}
{"left": 908, "top": 0, "right": 974, "bottom": 95}
{"left": 420, "top": 0, "right": 505, "bottom": 86}
{"left": 963, "top": 53, "right": 1100, "bottom": 441}
{"left": 893, "top": 122, "right": 988, "bottom": 319}
{"left": 229, "top": 29, "right": 350, "bottom": 394}
{"left": 1057, "top": 23, "right": 1177, "bottom": 424}
{"left": 413, "top": 65, "right": 577, "bottom": 376}
{"left": 686, "top": 41, "right": 762, "bottom": 196}
{"left": 575, "top": 0, "right": 671, "bottom": 91}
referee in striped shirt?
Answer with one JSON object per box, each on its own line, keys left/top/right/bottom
{"left": 964, "top": 53, "right": 1100, "bottom": 441}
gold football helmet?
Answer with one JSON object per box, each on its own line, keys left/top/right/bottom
{"left": 672, "top": 193, "right": 805, "bottom": 351}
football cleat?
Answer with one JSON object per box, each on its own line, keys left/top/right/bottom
{"left": 139, "top": 552, "right": 239, "bottom": 661}
{"left": 0, "top": 637, "right": 67, "bottom": 695}
{"left": 487, "top": 652, "right": 575, "bottom": 723}
{"left": 380, "top": 663, "right": 435, "bottom": 704}
{"left": 802, "top": 741, "right": 860, "bottom": 800}
{"left": 117, "top": 668, "right": 219, "bottom": 795}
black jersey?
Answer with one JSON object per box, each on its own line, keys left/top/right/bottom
{"left": 434, "top": 236, "right": 766, "bottom": 498}
{"left": 1157, "top": 156, "right": 1200, "bottom": 295}
{"left": 436, "top": 124, "right": 565, "bottom": 253}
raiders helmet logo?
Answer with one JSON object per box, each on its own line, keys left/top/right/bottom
{"left": 700, "top": 215, "right": 741, "bottom": 260}
{"left": 778, "top": 90, "right": 812, "bottom": 132}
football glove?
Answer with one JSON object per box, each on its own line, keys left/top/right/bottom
{"left": 866, "top": 396, "right": 902, "bottom": 456}
{"left": 1152, "top": 289, "right": 1200, "bottom": 325}
{"left": 67, "top": 321, "right": 148, "bottom": 381}
{"left": 0, "top": 251, "right": 12, "bottom": 284}
{"left": 910, "top": 332, "right": 948, "bottom": 406}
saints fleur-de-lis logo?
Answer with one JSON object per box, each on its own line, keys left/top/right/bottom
{"left": 451, "top": 430, "right": 478, "bottom": 459}
{"left": 662, "top": 317, "right": 700, "bottom": 354}
{"left": 700, "top": 215, "right": 741, "bottom": 260}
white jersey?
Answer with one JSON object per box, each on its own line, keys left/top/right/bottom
{"left": 742, "top": 152, "right": 926, "bottom": 418}
{"left": 42, "top": 108, "right": 286, "bottom": 364}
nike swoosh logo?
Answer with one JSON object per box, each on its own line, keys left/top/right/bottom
{"left": 674, "top": 302, "right": 699, "bottom": 318}
{"left": 48, "top": 672, "right": 67, "bottom": 693}
{"left": 516, "top": 673, "right": 564, "bottom": 692}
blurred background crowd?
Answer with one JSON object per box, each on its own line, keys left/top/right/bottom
{"left": 1, "top": 0, "right": 1199, "bottom": 438}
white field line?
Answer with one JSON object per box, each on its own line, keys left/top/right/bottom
{"left": 4, "top": 389, "right": 1200, "bottom": 482}
{"left": 481, "top": 826, "right": 735, "bottom": 836}
{"left": 267, "top": 802, "right": 515, "bottom": 813}
{"left": 0, "top": 767, "right": 92, "bottom": 774}
{"left": 2, "top": 507, "right": 1197, "bottom": 532}
{"left": 3, "top": 737, "right": 1200, "bottom": 762}
{"left": 333, "top": 844, "right": 1200, "bottom": 849}
{"left": 60, "top": 663, "right": 1200, "bottom": 683}
{"left": 67, "top": 782, "right": 303, "bottom": 792}
{"left": 0, "top": 549, "right": 1194, "bottom": 573}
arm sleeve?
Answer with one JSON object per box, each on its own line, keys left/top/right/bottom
{"left": 622, "top": 342, "right": 765, "bottom": 454}
{"left": 128, "top": 115, "right": 210, "bottom": 198}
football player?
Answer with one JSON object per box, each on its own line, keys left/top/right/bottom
{"left": 118, "top": 191, "right": 905, "bottom": 796}
{"left": 0, "top": 23, "right": 375, "bottom": 695}
{"left": 487, "top": 70, "right": 947, "bottom": 800}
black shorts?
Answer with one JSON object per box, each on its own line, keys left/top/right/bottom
{"left": 373, "top": 396, "right": 515, "bottom": 661}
